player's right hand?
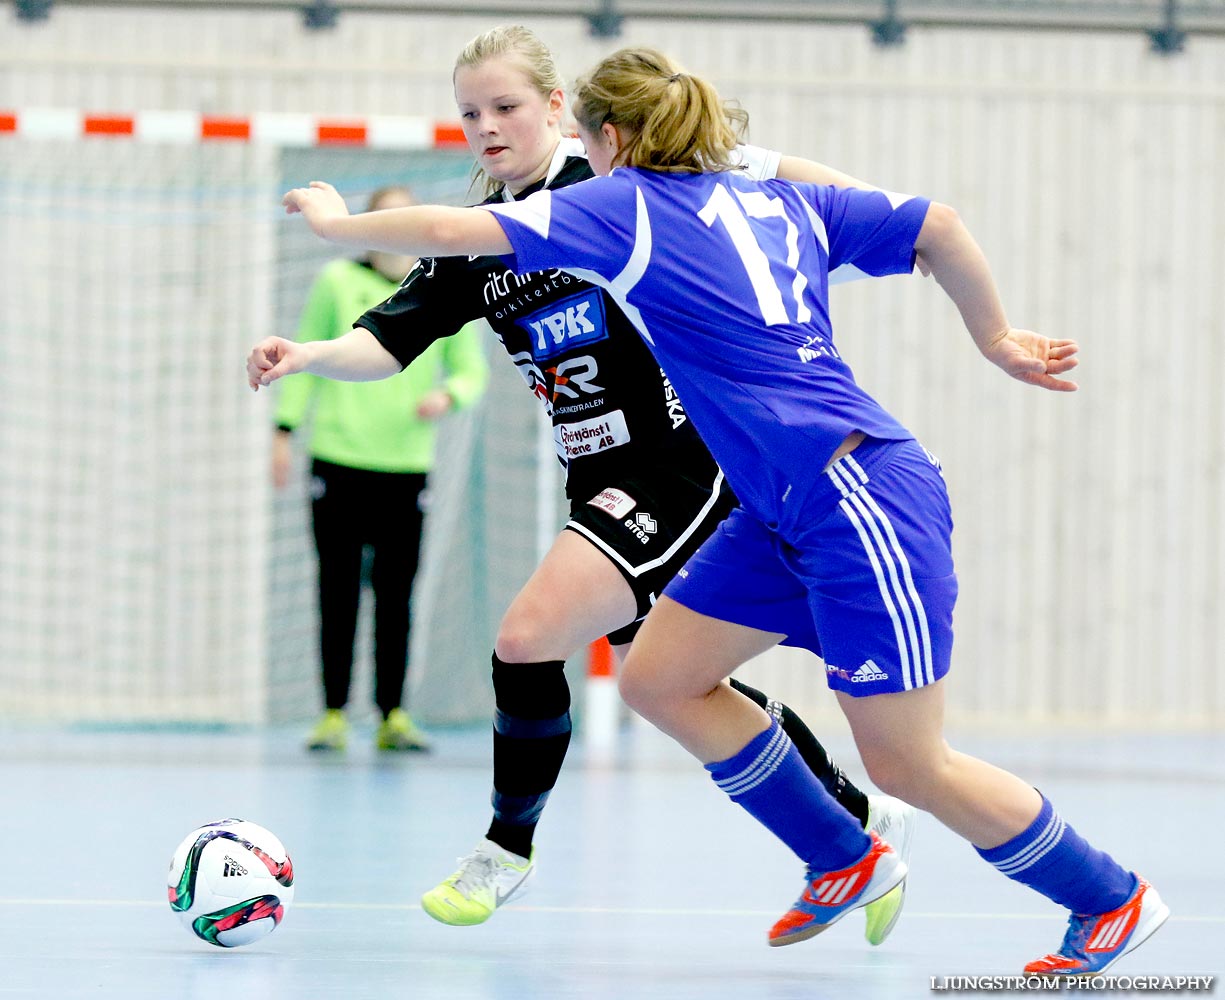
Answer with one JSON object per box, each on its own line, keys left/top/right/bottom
{"left": 980, "top": 328, "right": 1079, "bottom": 392}
{"left": 282, "top": 181, "right": 349, "bottom": 239}
{"left": 247, "top": 336, "right": 306, "bottom": 391}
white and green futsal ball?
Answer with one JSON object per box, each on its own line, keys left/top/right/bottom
{"left": 167, "top": 818, "right": 295, "bottom": 947}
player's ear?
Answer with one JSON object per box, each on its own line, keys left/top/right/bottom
{"left": 602, "top": 122, "right": 626, "bottom": 159}
{"left": 546, "top": 88, "right": 565, "bottom": 127}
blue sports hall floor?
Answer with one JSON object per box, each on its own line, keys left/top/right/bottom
{"left": 3, "top": 721, "right": 1221, "bottom": 999}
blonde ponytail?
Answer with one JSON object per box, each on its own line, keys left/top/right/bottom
{"left": 573, "top": 48, "right": 747, "bottom": 174}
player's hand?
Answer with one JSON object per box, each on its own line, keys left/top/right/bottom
{"left": 282, "top": 181, "right": 349, "bottom": 238}
{"left": 980, "top": 329, "right": 1079, "bottom": 392}
{"left": 247, "top": 336, "right": 309, "bottom": 391}
{"left": 415, "top": 388, "right": 453, "bottom": 420}
{"left": 271, "top": 432, "right": 293, "bottom": 488}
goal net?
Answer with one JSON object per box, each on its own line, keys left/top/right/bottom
{"left": 0, "top": 120, "right": 554, "bottom": 726}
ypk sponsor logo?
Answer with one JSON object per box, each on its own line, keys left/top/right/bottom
{"left": 518, "top": 288, "right": 608, "bottom": 361}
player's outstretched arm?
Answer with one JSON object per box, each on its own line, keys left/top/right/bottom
{"left": 282, "top": 181, "right": 512, "bottom": 258}
{"left": 247, "top": 328, "right": 401, "bottom": 391}
{"left": 775, "top": 155, "right": 877, "bottom": 191}
{"left": 915, "top": 202, "right": 1079, "bottom": 392}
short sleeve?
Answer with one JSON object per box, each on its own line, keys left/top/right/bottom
{"left": 732, "top": 144, "right": 781, "bottom": 180}
{"left": 355, "top": 255, "right": 483, "bottom": 370}
{"left": 810, "top": 187, "right": 931, "bottom": 280}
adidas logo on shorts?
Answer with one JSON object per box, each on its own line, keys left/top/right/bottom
{"left": 851, "top": 660, "right": 889, "bottom": 684}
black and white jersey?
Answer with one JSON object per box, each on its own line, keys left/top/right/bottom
{"left": 355, "top": 138, "right": 779, "bottom": 501}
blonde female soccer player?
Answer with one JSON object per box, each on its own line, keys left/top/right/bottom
{"left": 250, "top": 26, "right": 915, "bottom": 942}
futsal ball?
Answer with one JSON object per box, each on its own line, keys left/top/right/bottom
{"left": 167, "top": 818, "right": 295, "bottom": 948}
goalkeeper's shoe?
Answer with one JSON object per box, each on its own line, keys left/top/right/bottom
{"left": 305, "top": 709, "right": 348, "bottom": 752}
{"left": 862, "top": 794, "right": 917, "bottom": 946}
{"left": 375, "top": 708, "right": 431, "bottom": 752}
{"left": 1024, "top": 876, "right": 1168, "bottom": 978}
{"left": 421, "top": 838, "right": 535, "bottom": 927}
{"left": 768, "top": 832, "right": 905, "bottom": 947}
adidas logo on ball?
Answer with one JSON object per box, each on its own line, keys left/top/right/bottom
{"left": 222, "top": 855, "right": 249, "bottom": 878}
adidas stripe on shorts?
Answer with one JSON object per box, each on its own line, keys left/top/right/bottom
{"left": 663, "top": 437, "right": 958, "bottom": 697}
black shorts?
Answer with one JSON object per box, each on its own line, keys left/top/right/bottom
{"left": 565, "top": 466, "right": 738, "bottom": 645}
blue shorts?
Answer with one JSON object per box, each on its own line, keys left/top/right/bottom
{"left": 663, "top": 438, "right": 958, "bottom": 697}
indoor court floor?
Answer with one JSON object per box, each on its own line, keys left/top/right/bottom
{"left": 3, "top": 721, "right": 1221, "bottom": 999}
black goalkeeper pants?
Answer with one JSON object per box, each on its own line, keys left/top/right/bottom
{"left": 310, "top": 459, "right": 426, "bottom": 717}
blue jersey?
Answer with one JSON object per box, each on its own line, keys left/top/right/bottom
{"left": 486, "top": 168, "right": 929, "bottom": 525}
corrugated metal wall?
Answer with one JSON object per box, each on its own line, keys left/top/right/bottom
{"left": 3, "top": 8, "right": 1222, "bottom": 727}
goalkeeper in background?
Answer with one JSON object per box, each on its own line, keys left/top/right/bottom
{"left": 272, "top": 185, "right": 489, "bottom": 753}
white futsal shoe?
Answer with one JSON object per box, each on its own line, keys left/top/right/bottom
{"left": 862, "top": 794, "right": 918, "bottom": 945}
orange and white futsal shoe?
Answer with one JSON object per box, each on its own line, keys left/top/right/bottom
{"left": 1025, "top": 876, "right": 1169, "bottom": 978}
{"left": 768, "top": 832, "right": 907, "bottom": 947}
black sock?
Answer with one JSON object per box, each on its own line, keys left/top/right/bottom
{"left": 728, "top": 676, "right": 871, "bottom": 828}
{"left": 485, "top": 653, "right": 572, "bottom": 858}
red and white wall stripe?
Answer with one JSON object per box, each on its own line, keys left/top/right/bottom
{"left": 0, "top": 109, "right": 466, "bottom": 148}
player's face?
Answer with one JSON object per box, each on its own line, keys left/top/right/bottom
{"left": 455, "top": 56, "right": 564, "bottom": 195}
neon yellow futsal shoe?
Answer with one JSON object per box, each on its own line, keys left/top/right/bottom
{"left": 305, "top": 709, "right": 348, "bottom": 752}
{"left": 375, "top": 707, "right": 431, "bottom": 752}
{"left": 421, "top": 838, "right": 535, "bottom": 926}
{"left": 862, "top": 794, "right": 918, "bottom": 945}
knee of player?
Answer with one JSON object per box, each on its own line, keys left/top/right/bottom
{"left": 493, "top": 618, "right": 555, "bottom": 663}
{"left": 861, "top": 751, "right": 947, "bottom": 809}
{"left": 616, "top": 655, "right": 661, "bottom": 716}
{"left": 860, "top": 752, "right": 926, "bottom": 803}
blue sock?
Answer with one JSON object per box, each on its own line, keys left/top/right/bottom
{"left": 705, "top": 720, "right": 869, "bottom": 872}
{"left": 976, "top": 795, "right": 1136, "bottom": 914}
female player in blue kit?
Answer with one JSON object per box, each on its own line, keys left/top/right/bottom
{"left": 262, "top": 44, "right": 1167, "bottom": 975}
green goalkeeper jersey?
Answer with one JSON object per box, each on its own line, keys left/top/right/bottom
{"left": 275, "top": 258, "right": 489, "bottom": 472}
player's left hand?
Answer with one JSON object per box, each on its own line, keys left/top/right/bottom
{"left": 282, "top": 181, "right": 349, "bottom": 238}
{"left": 981, "top": 329, "right": 1079, "bottom": 392}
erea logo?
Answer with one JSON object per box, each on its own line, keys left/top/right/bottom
{"left": 518, "top": 288, "right": 608, "bottom": 361}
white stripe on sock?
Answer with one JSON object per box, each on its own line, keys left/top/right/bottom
{"left": 716, "top": 726, "right": 792, "bottom": 798}
{"left": 992, "top": 814, "right": 1066, "bottom": 876}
